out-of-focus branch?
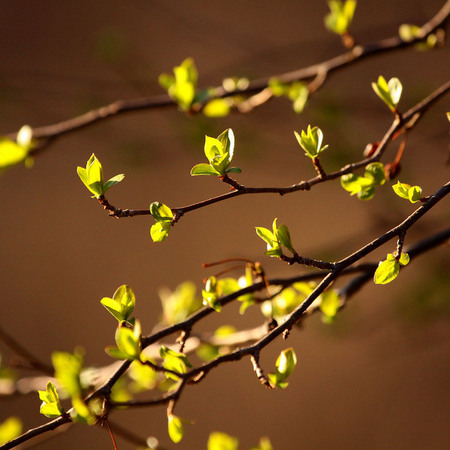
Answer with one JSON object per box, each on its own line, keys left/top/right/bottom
{"left": 5, "top": 1, "right": 449, "bottom": 153}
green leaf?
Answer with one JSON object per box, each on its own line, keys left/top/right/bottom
{"left": 202, "top": 276, "right": 222, "bottom": 312}
{"left": 203, "top": 98, "right": 231, "bottom": 117}
{"left": 341, "top": 173, "right": 371, "bottom": 195}
{"left": 190, "top": 163, "right": 221, "bottom": 176}
{"left": 392, "top": 181, "right": 410, "bottom": 199}
{"left": 159, "top": 281, "right": 202, "bottom": 325}
{"left": 100, "top": 284, "right": 135, "bottom": 323}
{"left": 0, "top": 417, "right": 22, "bottom": 446}
{"left": 276, "top": 224, "right": 295, "bottom": 253}
{"left": 160, "top": 346, "right": 192, "bottom": 380}
{"left": 103, "top": 173, "right": 125, "bottom": 192}
{"left": 268, "top": 78, "right": 288, "bottom": 96}
{"left": 392, "top": 181, "right": 423, "bottom": 203}
{"left": 192, "top": 129, "right": 239, "bottom": 177}
{"left": 294, "top": 126, "right": 328, "bottom": 159}
{"left": 320, "top": 289, "right": 341, "bottom": 323}
{"left": 364, "top": 162, "right": 385, "bottom": 186}
{"left": 38, "top": 381, "right": 64, "bottom": 418}
{"left": 256, "top": 220, "right": 283, "bottom": 257}
{"left": 290, "top": 83, "right": 309, "bottom": 113}
{"left": 0, "top": 139, "right": 29, "bottom": 170}
{"left": 196, "top": 343, "right": 220, "bottom": 362}
{"left": 398, "top": 252, "right": 410, "bottom": 266}
{"left": 77, "top": 153, "right": 124, "bottom": 198}
{"left": 374, "top": 255, "right": 400, "bottom": 285}
{"left": 150, "top": 202, "right": 173, "bottom": 222}
{"left": 168, "top": 414, "right": 184, "bottom": 443}
{"left": 408, "top": 185, "right": 422, "bottom": 203}
{"left": 324, "top": 0, "right": 357, "bottom": 35}
{"left": 372, "top": 76, "right": 402, "bottom": 111}
{"left": 52, "top": 350, "right": 84, "bottom": 398}
{"left": 255, "top": 226, "right": 276, "bottom": 246}
{"left": 150, "top": 221, "right": 171, "bottom": 242}
{"left": 113, "top": 322, "right": 141, "bottom": 360}
{"left": 225, "top": 166, "right": 241, "bottom": 174}
{"left": 250, "top": 436, "right": 273, "bottom": 450}
{"left": 207, "top": 431, "right": 239, "bottom": 450}
{"left": 160, "top": 58, "right": 198, "bottom": 111}
{"left": 268, "top": 348, "right": 297, "bottom": 389}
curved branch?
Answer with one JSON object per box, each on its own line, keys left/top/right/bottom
{"left": 6, "top": 1, "right": 449, "bottom": 150}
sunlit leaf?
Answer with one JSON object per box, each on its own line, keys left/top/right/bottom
{"left": 38, "top": 381, "right": 64, "bottom": 418}
{"left": 372, "top": 76, "right": 402, "bottom": 111}
{"left": 207, "top": 431, "right": 239, "bottom": 450}
{"left": 324, "top": 0, "right": 357, "bottom": 35}
{"left": 168, "top": 414, "right": 184, "bottom": 443}
{"left": 0, "top": 417, "right": 22, "bottom": 446}
{"left": 294, "top": 125, "right": 329, "bottom": 159}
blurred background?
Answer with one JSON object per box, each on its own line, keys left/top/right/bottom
{"left": 0, "top": 1, "right": 449, "bottom": 448}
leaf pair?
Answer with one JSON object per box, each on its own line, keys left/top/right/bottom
{"left": 191, "top": 128, "right": 241, "bottom": 176}
{"left": 159, "top": 281, "right": 202, "bottom": 325}
{"left": 374, "top": 253, "right": 410, "bottom": 285}
{"left": 399, "top": 24, "right": 440, "bottom": 50}
{"left": 106, "top": 321, "right": 142, "bottom": 360}
{"left": 38, "top": 381, "right": 64, "bottom": 418}
{"left": 159, "top": 58, "right": 198, "bottom": 111}
{"left": 392, "top": 181, "right": 422, "bottom": 203}
{"left": 269, "top": 78, "right": 309, "bottom": 114}
{"left": 324, "top": 0, "right": 357, "bottom": 36}
{"left": 341, "top": 162, "right": 385, "bottom": 200}
{"left": 77, "top": 154, "right": 124, "bottom": 198}
{"left": 255, "top": 218, "right": 295, "bottom": 257}
{"left": 150, "top": 202, "right": 173, "bottom": 242}
{"left": 101, "top": 284, "right": 135, "bottom": 323}
{"left": 0, "top": 125, "right": 34, "bottom": 171}
{"left": 160, "top": 346, "right": 192, "bottom": 381}
{"left": 294, "top": 125, "right": 329, "bottom": 159}
{"left": 372, "top": 76, "right": 402, "bottom": 112}
{"left": 268, "top": 348, "right": 297, "bottom": 389}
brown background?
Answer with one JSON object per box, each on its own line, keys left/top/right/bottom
{"left": 1, "top": 1, "right": 449, "bottom": 449}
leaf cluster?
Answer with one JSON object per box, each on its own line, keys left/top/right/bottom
{"left": 159, "top": 57, "right": 198, "bottom": 112}
{"left": 269, "top": 78, "right": 309, "bottom": 113}
{"left": 191, "top": 128, "right": 241, "bottom": 177}
{"left": 294, "top": 125, "right": 329, "bottom": 159}
{"left": 77, "top": 153, "right": 124, "bottom": 198}
{"left": 255, "top": 218, "right": 295, "bottom": 257}
{"left": 341, "top": 162, "right": 385, "bottom": 200}
{"left": 392, "top": 181, "right": 423, "bottom": 203}
{"left": 324, "top": 0, "right": 357, "bottom": 36}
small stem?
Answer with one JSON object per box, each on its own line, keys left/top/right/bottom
{"left": 395, "top": 231, "right": 406, "bottom": 259}
{"left": 312, "top": 157, "right": 326, "bottom": 179}
{"left": 250, "top": 353, "right": 271, "bottom": 388}
{"left": 280, "top": 254, "right": 335, "bottom": 270}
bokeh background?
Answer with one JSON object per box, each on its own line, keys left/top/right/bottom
{"left": 1, "top": 1, "right": 449, "bottom": 449}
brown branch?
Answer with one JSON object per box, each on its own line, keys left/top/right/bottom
{"left": 90, "top": 188, "right": 449, "bottom": 411}
{"left": 6, "top": 2, "right": 449, "bottom": 152}
{"left": 97, "top": 79, "right": 449, "bottom": 223}
{"left": 0, "top": 326, "right": 53, "bottom": 375}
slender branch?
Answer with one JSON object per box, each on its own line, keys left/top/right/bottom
{"left": 99, "top": 80, "right": 449, "bottom": 222}
{"left": 0, "top": 326, "right": 53, "bottom": 375}
{"left": 1, "top": 415, "right": 72, "bottom": 450}
{"left": 90, "top": 189, "right": 449, "bottom": 411}
{"left": 6, "top": 2, "right": 449, "bottom": 151}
